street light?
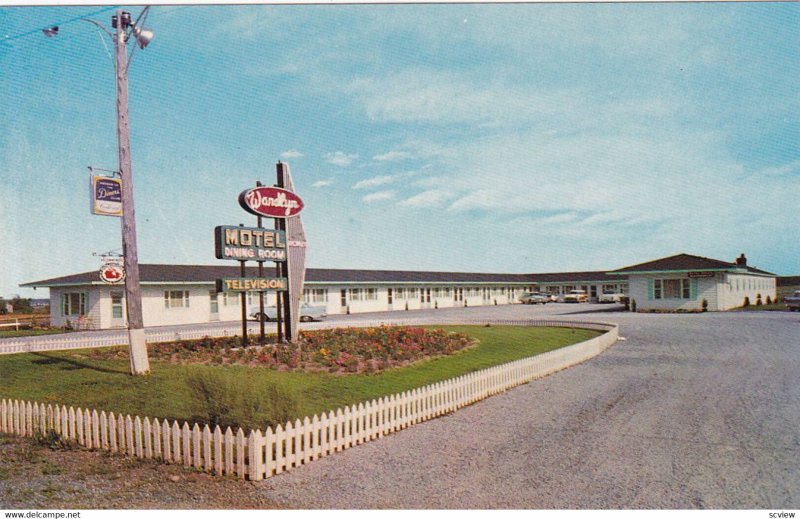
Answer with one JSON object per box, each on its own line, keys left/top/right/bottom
{"left": 85, "top": 8, "right": 154, "bottom": 375}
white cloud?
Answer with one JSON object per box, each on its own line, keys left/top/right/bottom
{"left": 373, "top": 151, "right": 413, "bottom": 162}
{"left": 312, "top": 180, "right": 333, "bottom": 188}
{"left": 280, "top": 149, "right": 304, "bottom": 159}
{"left": 399, "top": 190, "right": 453, "bottom": 208}
{"left": 363, "top": 191, "right": 395, "bottom": 203}
{"left": 325, "top": 151, "right": 358, "bottom": 167}
{"left": 353, "top": 175, "right": 395, "bottom": 190}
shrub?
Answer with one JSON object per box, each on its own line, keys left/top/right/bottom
{"left": 756, "top": 293, "right": 762, "bottom": 306}
{"left": 766, "top": 295, "right": 772, "bottom": 305}
{"left": 701, "top": 298, "right": 708, "bottom": 312}
{"left": 186, "top": 369, "right": 298, "bottom": 431}
{"left": 743, "top": 296, "right": 750, "bottom": 307}
{"left": 630, "top": 299, "right": 637, "bottom": 312}
{"left": 35, "top": 430, "right": 72, "bottom": 451}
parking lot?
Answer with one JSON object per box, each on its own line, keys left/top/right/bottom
{"left": 260, "top": 305, "right": 800, "bottom": 508}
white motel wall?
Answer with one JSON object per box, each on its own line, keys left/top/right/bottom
{"left": 626, "top": 272, "right": 776, "bottom": 312}
{"left": 46, "top": 282, "right": 544, "bottom": 330}
{"left": 27, "top": 253, "right": 776, "bottom": 330}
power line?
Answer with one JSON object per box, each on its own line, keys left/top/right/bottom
{"left": 1, "top": 5, "right": 191, "bottom": 46}
{"left": 1, "top": 6, "right": 118, "bottom": 44}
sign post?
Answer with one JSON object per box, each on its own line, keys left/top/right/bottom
{"left": 213, "top": 166, "right": 305, "bottom": 346}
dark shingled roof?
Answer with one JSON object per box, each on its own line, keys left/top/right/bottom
{"left": 22, "top": 264, "right": 619, "bottom": 287}
{"left": 610, "top": 253, "right": 775, "bottom": 276}
{"left": 778, "top": 276, "right": 800, "bottom": 287}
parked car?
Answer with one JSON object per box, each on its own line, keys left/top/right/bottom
{"left": 785, "top": 290, "right": 800, "bottom": 311}
{"left": 250, "top": 303, "right": 327, "bottom": 322}
{"left": 518, "top": 292, "right": 549, "bottom": 304}
{"left": 562, "top": 290, "right": 589, "bottom": 303}
{"left": 598, "top": 290, "right": 626, "bottom": 303}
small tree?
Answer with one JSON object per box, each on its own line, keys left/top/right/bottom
{"left": 742, "top": 296, "right": 750, "bottom": 307}
{"left": 701, "top": 298, "right": 708, "bottom": 312}
{"left": 10, "top": 296, "right": 33, "bottom": 314}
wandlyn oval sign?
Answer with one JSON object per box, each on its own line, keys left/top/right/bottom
{"left": 238, "top": 187, "right": 304, "bottom": 218}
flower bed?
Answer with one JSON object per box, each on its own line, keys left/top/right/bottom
{"left": 88, "top": 326, "right": 477, "bottom": 374}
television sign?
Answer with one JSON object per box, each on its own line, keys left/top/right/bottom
{"left": 216, "top": 277, "right": 288, "bottom": 292}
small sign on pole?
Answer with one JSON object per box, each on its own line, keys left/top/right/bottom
{"left": 90, "top": 173, "right": 123, "bottom": 217}
{"left": 99, "top": 257, "right": 125, "bottom": 284}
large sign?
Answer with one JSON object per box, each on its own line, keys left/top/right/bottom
{"left": 99, "top": 257, "right": 125, "bottom": 284}
{"left": 216, "top": 277, "right": 288, "bottom": 292}
{"left": 214, "top": 225, "right": 286, "bottom": 261}
{"left": 238, "top": 186, "right": 304, "bottom": 218}
{"left": 90, "top": 175, "right": 122, "bottom": 217}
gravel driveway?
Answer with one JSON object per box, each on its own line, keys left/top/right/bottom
{"left": 259, "top": 307, "right": 800, "bottom": 508}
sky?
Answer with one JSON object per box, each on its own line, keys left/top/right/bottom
{"left": 1, "top": 3, "right": 798, "bottom": 298}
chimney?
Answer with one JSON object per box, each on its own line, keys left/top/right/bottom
{"left": 735, "top": 253, "right": 747, "bottom": 267}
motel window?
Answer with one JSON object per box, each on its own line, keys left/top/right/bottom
{"left": 223, "top": 292, "right": 239, "bottom": 306}
{"left": 349, "top": 288, "right": 378, "bottom": 301}
{"left": 395, "top": 287, "right": 406, "bottom": 299}
{"left": 653, "top": 279, "right": 691, "bottom": 300}
{"left": 164, "top": 290, "right": 190, "bottom": 308}
{"left": 62, "top": 292, "right": 86, "bottom": 317}
{"left": 303, "top": 289, "right": 328, "bottom": 304}
{"left": 408, "top": 288, "right": 418, "bottom": 299}
{"left": 443, "top": 287, "right": 451, "bottom": 297}
{"left": 387, "top": 288, "right": 393, "bottom": 304}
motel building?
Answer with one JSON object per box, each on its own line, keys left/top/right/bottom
{"left": 22, "top": 253, "right": 775, "bottom": 330}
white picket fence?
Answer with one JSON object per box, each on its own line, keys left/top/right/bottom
{"left": 0, "top": 320, "right": 618, "bottom": 480}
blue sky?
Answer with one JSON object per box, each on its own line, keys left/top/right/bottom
{"left": 1, "top": 3, "right": 798, "bottom": 298}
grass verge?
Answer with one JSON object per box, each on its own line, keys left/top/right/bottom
{"left": 0, "top": 329, "right": 69, "bottom": 339}
{"left": 0, "top": 325, "right": 600, "bottom": 430}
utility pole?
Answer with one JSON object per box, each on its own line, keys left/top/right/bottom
{"left": 114, "top": 9, "right": 149, "bottom": 375}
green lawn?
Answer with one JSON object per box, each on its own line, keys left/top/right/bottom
{"left": 0, "top": 325, "right": 599, "bottom": 431}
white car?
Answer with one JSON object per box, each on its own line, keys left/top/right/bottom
{"left": 598, "top": 290, "right": 626, "bottom": 303}
{"left": 250, "top": 303, "right": 327, "bottom": 322}
{"left": 562, "top": 290, "right": 589, "bottom": 303}
{"left": 518, "top": 292, "right": 549, "bottom": 304}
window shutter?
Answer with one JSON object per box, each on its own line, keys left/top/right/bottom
{"left": 647, "top": 279, "right": 654, "bottom": 300}
{"left": 690, "top": 279, "right": 697, "bottom": 300}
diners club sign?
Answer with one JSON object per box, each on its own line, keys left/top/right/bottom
{"left": 238, "top": 186, "right": 304, "bottom": 218}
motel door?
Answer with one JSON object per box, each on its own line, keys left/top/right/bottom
{"left": 209, "top": 291, "right": 220, "bottom": 321}
{"left": 110, "top": 291, "right": 125, "bottom": 328}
